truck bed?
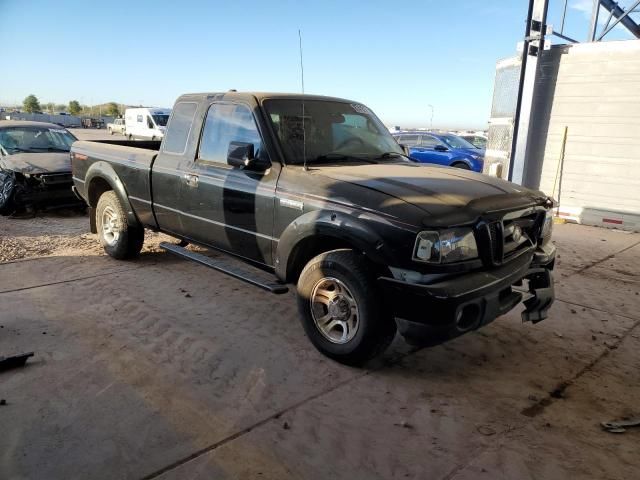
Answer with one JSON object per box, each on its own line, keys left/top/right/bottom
{"left": 71, "top": 140, "right": 162, "bottom": 228}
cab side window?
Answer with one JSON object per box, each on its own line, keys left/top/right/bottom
{"left": 199, "top": 103, "right": 262, "bottom": 165}
{"left": 163, "top": 102, "right": 198, "bottom": 154}
{"left": 147, "top": 116, "right": 154, "bottom": 129}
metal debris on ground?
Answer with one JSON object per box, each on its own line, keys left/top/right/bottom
{"left": 0, "top": 352, "right": 34, "bottom": 372}
{"left": 601, "top": 417, "right": 640, "bottom": 433}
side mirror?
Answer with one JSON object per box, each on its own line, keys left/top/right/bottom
{"left": 434, "top": 144, "right": 448, "bottom": 152}
{"left": 227, "top": 141, "right": 263, "bottom": 169}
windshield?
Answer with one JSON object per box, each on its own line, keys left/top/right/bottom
{"left": 0, "top": 126, "right": 77, "bottom": 154}
{"left": 439, "top": 134, "right": 477, "bottom": 150}
{"left": 152, "top": 114, "right": 170, "bottom": 127}
{"left": 263, "top": 99, "right": 404, "bottom": 165}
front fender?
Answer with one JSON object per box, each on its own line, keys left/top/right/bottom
{"left": 85, "top": 161, "right": 139, "bottom": 226}
{"left": 275, "top": 209, "right": 395, "bottom": 280}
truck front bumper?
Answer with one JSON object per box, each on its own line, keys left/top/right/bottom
{"left": 378, "top": 244, "right": 555, "bottom": 345}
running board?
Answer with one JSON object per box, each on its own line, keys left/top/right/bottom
{"left": 159, "top": 242, "right": 289, "bottom": 294}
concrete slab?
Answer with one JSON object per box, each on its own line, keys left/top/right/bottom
{"left": 551, "top": 223, "right": 639, "bottom": 273}
{"left": 0, "top": 254, "right": 411, "bottom": 479}
{"left": 155, "top": 301, "right": 639, "bottom": 480}
{"left": 1, "top": 224, "right": 639, "bottom": 480}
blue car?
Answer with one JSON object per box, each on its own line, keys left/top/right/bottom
{"left": 393, "top": 131, "right": 485, "bottom": 172}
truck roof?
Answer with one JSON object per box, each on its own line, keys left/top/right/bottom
{"left": 176, "top": 91, "right": 356, "bottom": 104}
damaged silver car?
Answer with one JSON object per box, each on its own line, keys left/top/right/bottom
{"left": 0, "top": 121, "right": 83, "bottom": 215}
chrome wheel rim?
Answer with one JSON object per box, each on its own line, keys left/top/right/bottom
{"left": 101, "top": 206, "right": 120, "bottom": 246}
{"left": 310, "top": 277, "right": 359, "bottom": 344}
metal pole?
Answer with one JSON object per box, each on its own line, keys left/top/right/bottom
{"left": 555, "top": 126, "right": 568, "bottom": 217}
{"left": 597, "top": 0, "right": 640, "bottom": 40}
{"left": 508, "top": 0, "right": 535, "bottom": 182}
{"left": 510, "top": 0, "right": 549, "bottom": 185}
{"left": 589, "top": 0, "right": 600, "bottom": 41}
{"left": 428, "top": 104, "right": 434, "bottom": 130}
{"left": 560, "top": 0, "right": 568, "bottom": 33}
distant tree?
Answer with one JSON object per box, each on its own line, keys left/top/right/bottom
{"left": 45, "top": 102, "right": 56, "bottom": 114}
{"left": 68, "top": 100, "right": 81, "bottom": 115}
{"left": 23, "top": 94, "right": 41, "bottom": 113}
{"left": 105, "top": 102, "right": 120, "bottom": 117}
{"left": 55, "top": 104, "right": 66, "bottom": 112}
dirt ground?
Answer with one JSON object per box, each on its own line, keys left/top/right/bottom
{"left": 0, "top": 131, "right": 639, "bottom": 479}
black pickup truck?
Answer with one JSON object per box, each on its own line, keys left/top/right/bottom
{"left": 71, "top": 92, "right": 556, "bottom": 365}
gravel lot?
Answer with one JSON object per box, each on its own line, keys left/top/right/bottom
{"left": 1, "top": 128, "right": 639, "bottom": 480}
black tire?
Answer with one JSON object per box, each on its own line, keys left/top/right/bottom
{"left": 451, "top": 161, "right": 470, "bottom": 170}
{"left": 296, "top": 249, "right": 396, "bottom": 365}
{"left": 96, "top": 190, "right": 144, "bottom": 259}
{"left": 109, "top": 129, "right": 114, "bottom": 135}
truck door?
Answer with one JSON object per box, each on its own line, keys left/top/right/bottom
{"left": 180, "top": 102, "right": 277, "bottom": 266}
{"left": 150, "top": 101, "right": 199, "bottom": 235}
{"left": 412, "top": 134, "right": 448, "bottom": 165}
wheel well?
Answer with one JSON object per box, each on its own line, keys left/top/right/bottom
{"left": 88, "top": 177, "right": 112, "bottom": 208}
{"left": 451, "top": 160, "right": 470, "bottom": 168}
{"left": 285, "top": 235, "right": 356, "bottom": 283}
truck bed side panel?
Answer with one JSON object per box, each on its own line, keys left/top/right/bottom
{"left": 71, "top": 140, "right": 157, "bottom": 227}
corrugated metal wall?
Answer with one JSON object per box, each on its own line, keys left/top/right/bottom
{"left": 527, "top": 40, "right": 640, "bottom": 230}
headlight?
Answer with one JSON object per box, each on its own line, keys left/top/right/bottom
{"left": 541, "top": 210, "right": 553, "bottom": 244}
{"left": 413, "top": 228, "right": 478, "bottom": 264}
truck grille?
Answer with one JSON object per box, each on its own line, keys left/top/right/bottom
{"left": 40, "top": 173, "right": 73, "bottom": 186}
{"left": 476, "top": 210, "right": 542, "bottom": 267}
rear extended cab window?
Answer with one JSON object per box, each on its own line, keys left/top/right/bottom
{"left": 162, "top": 102, "right": 198, "bottom": 154}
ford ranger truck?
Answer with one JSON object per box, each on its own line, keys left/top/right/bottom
{"left": 71, "top": 92, "right": 556, "bottom": 365}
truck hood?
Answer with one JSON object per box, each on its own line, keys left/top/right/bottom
{"left": 0, "top": 152, "right": 71, "bottom": 175}
{"left": 314, "top": 163, "right": 548, "bottom": 227}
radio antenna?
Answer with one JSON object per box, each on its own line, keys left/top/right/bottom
{"left": 299, "top": 29, "right": 308, "bottom": 171}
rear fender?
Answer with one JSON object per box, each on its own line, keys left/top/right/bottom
{"left": 275, "top": 210, "right": 394, "bottom": 281}
{"left": 85, "top": 161, "right": 139, "bottom": 226}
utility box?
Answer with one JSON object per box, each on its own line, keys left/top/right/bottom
{"left": 486, "top": 40, "right": 640, "bottom": 231}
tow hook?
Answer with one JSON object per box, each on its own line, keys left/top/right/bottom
{"left": 522, "top": 268, "right": 554, "bottom": 323}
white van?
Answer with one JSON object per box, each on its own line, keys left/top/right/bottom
{"left": 124, "top": 107, "right": 171, "bottom": 140}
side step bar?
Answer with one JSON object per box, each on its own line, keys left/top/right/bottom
{"left": 159, "top": 242, "right": 289, "bottom": 294}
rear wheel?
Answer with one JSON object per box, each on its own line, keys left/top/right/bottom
{"left": 109, "top": 128, "right": 114, "bottom": 135}
{"left": 96, "top": 191, "right": 144, "bottom": 259}
{"left": 451, "top": 161, "right": 470, "bottom": 170}
{"left": 296, "top": 249, "right": 396, "bottom": 365}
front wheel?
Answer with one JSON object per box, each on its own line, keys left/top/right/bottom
{"left": 96, "top": 190, "right": 144, "bottom": 259}
{"left": 451, "top": 161, "right": 470, "bottom": 170}
{"left": 296, "top": 249, "right": 396, "bottom": 365}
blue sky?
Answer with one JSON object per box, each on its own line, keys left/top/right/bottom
{"left": 0, "top": 0, "right": 635, "bottom": 129}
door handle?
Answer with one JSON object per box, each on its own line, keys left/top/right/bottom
{"left": 183, "top": 173, "right": 199, "bottom": 188}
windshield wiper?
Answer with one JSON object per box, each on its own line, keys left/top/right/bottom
{"left": 377, "top": 151, "right": 412, "bottom": 161}
{"left": 29, "top": 146, "right": 69, "bottom": 152}
{"left": 312, "top": 153, "right": 377, "bottom": 164}
{"left": 6, "top": 147, "right": 32, "bottom": 153}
